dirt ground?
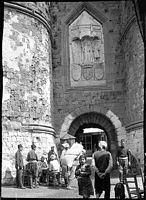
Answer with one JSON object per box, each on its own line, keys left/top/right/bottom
{"left": 1, "top": 171, "right": 144, "bottom": 199}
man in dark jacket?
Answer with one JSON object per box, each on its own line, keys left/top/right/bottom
{"left": 15, "top": 144, "right": 25, "bottom": 189}
{"left": 26, "top": 144, "right": 39, "bottom": 188}
{"left": 92, "top": 141, "right": 113, "bottom": 198}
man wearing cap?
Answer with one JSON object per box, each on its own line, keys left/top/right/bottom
{"left": 92, "top": 141, "right": 113, "bottom": 198}
{"left": 26, "top": 144, "right": 39, "bottom": 188}
{"left": 117, "top": 139, "right": 131, "bottom": 183}
{"left": 15, "top": 144, "right": 25, "bottom": 189}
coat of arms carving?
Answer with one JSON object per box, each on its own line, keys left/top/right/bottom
{"left": 69, "top": 11, "right": 105, "bottom": 87}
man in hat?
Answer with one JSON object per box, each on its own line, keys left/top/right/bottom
{"left": 15, "top": 144, "right": 25, "bottom": 189}
{"left": 26, "top": 144, "right": 39, "bottom": 188}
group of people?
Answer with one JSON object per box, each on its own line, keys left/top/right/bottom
{"left": 74, "top": 139, "right": 131, "bottom": 199}
{"left": 15, "top": 143, "right": 61, "bottom": 189}
{"left": 15, "top": 139, "right": 131, "bottom": 199}
{"left": 15, "top": 143, "right": 42, "bottom": 189}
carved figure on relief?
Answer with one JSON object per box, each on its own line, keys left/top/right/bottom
{"left": 81, "top": 37, "right": 94, "bottom": 66}
{"left": 71, "top": 39, "right": 82, "bottom": 64}
{"left": 71, "top": 38, "right": 82, "bottom": 81}
{"left": 91, "top": 38, "right": 101, "bottom": 62}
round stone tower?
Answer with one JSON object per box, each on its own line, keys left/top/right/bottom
{"left": 2, "top": 2, "right": 55, "bottom": 184}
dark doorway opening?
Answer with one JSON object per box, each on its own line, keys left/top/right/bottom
{"left": 68, "top": 112, "right": 118, "bottom": 167}
{"left": 75, "top": 123, "right": 107, "bottom": 156}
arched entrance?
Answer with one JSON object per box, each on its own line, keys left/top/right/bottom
{"left": 60, "top": 105, "right": 126, "bottom": 168}
{"left": 68, "top": 112, "right": 118, "bottom": 167}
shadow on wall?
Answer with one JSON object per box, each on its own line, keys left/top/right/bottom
{"left": 2, "top": 168, "right": 15, "bottom": 185}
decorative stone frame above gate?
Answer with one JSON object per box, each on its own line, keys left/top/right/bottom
{"left": 61, "top": 2, "right": 109, "bottom": 90}
{"left": 69, "top": 11, "right": 105, "bottom": 87}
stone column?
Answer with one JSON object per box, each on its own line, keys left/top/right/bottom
{"left": 2, "top": 2, "right": 55, "bottom": 184}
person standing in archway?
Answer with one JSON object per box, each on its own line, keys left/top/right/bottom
{"left": 92, "top": 141, "right": 113, "bottom": 198}
{"left": 116, "top": 139, "right": 131, "bottom": 183}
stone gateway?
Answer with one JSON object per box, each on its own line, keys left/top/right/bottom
{"left": 2, "top": 1, "right": 144, "bottom": 185}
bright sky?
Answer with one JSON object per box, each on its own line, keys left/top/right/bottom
{"left": 83, "top": 128, "right": 103, "bottom": 133}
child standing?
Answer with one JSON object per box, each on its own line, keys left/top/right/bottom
{"left": 38, "top": 156, "right": 48, "bottom": 184}
{"left": 75, "top": 155, "right": 94, "bottom": 198}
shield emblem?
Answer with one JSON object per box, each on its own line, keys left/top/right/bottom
{"left": 94, "top": 63, "right": 104, "bottom": 80}
{"left": 71, "top": 64, "right": 81, "bottom": 81}
{"left": 82, "top": 67, "right": 93, "bottom": 80}
{"left": 94, "top": 68, "right": 104, "bottom": 80}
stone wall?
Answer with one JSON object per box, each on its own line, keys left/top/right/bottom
{"left": 9, "top": 1, "right": 51, "bottom": 23}
{"left": 51, "top": 1, "right": 126, "bottom": 134}
{"left": 51, "top": 1, "right": 144, "bottom": 165}
{"left": 2, "top": 2, "right": 55, "bottom": 184}
{"left": 119, "top": 0, "right": 144, "bottom": 165}
{"left": 3, "top": 6, "right": 53, "bottom": 126}
{"left": 126, "top": 127, "right": 144, "bottom": 166}
{"left": 122, "top": 22, "right": 144, "bottom": 126}
{"left": 2, "top": 127, "right": 56, "bottom": 185}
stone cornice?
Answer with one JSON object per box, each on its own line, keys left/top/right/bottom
{"left": 125, "top": 120, "right": 143, "bottom": 131}
{"left": 22, "top": 124, "right": 56, "bottom": 137}
{"left": 4, "top": 2, "right": 51, "bottom": 35}
{"left": 119, "top": 15, "right": 137, "bottom": 43}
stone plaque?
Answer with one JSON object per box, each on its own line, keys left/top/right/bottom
{"left": 69, "top": 11, "right": 105, "bottom": 87}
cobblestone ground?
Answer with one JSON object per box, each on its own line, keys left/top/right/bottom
{"left": 1, "top": 175, "right": 143, "bottom": 199}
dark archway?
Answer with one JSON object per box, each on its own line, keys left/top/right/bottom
{"left": 68, "top": 112, "right": 118, "bottom": 168}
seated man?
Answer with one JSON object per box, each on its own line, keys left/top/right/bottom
{"left": 48, "top": 154, "right": 61, "bottom": 185}
{"left": 38, "top": 156, "right": 48, "bottom": 184}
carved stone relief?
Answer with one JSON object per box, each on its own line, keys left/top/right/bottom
{"left": 69, "top": 11, "right": 105, "bottom": 87}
